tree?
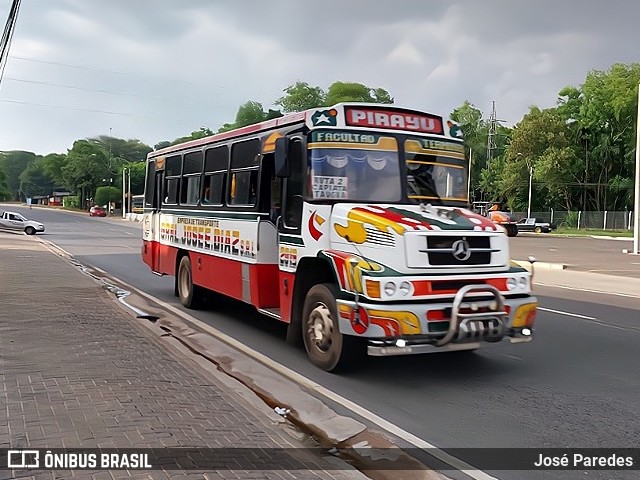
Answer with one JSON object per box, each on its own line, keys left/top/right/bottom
{"left": 124, "top": 161, "right": 146, "bottom": 195}
{"left": 94, "top": 186, "right": 122, "bottom": 208}
{"left": 63, "top": 140, "right": 115, "bottom": 208}
{"left": 88, "top": 136, "right": 152, "bottom": 163}
{"left": 0, "top": 167, "right": 11, "bottom": 201}
{"left": 41, "top": 153, "right": 68, "bottom": 188}
{"left": 19, "top": 158, "right": 56, "bottom": 198}
{"left": 275, "top": 81, "right": 326, "bottom": 113}
{"left": 325, "top": 81, "right": 393, "bottom": 105}
{"left": 450, "top": 101, "right": 511, "bottom": 204}
{"left": 557, "top": 63, "right": 640, "bottom": 210}
{"left": 502, "top": 107, "right": 581, "bottom": 211}
{"left": 0, "top": 151, "right": 38, "bottom": 200}
{"left": 217, "top": 101, "right": 279, "bottom": 133}
{"left": 450, "top": 101, "right": 488, "bottom": 202}
{"left": 160, "top": 127, "right": 215, "bottom": 148}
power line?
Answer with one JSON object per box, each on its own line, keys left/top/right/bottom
{"left": 0, "top": 98, "right": 200, "bottom": 124}
{"left": 3, "top": 75, "right": 233, "bottom": 109}
{"left": 8, "top": 54, "right": 278, "bottom": 97}
{"left": 0, "top": 0, "right": 22, "bottom": 90}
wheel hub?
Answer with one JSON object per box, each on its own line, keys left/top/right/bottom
{"left": 308, "top": 303, "right": 333, "bottom": 351}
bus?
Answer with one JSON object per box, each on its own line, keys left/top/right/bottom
{"left": 142, "top": 103, "right": 538, "bottom": 371}
{"left": 131, "top": 194, "right": 144, "bottom": 214}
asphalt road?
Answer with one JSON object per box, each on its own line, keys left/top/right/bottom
{"left": 6, "top": 206, "right": 640, "bottom": 480}
{"left": 510, "top": 233, "right": 640, "bottom": 278}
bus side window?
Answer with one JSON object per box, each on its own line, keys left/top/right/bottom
{"left": 201, "top": 172, "right": 225, "bottom": 205}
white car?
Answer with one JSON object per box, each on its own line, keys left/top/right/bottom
{"left": 0, "top": 211, "right": 46, "bottom": 235}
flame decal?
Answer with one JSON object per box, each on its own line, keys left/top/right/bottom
{"left": 308, "top": 211, "right": 325, "bottom": 241}
{"left": 334, "top": 206, "right": 430, "bottom": 244}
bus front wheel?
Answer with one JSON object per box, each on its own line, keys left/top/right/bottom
{"left": 302, "top": 283, "right": 356, "bottom": 372}
{"left": 177, "top": 255, "right": 203, "bottom": 309}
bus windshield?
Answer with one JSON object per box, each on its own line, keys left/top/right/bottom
{"left": 308, "top": 131, "right": 401, "bottom": 202}
{"left": 404, "top": 137, "right": 468, "bottom": 205}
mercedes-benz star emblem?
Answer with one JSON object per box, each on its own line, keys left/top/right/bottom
{"left": 451, "top": 239, "right": 471, "bottom": 261}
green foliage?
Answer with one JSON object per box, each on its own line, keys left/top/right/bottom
{"left": 19, "top": 158, "right": 56, "bottom": 198}
{"left": 325, "top": 81, "right": 393, "bottom": 105}
{"left": 94, "top": 186, "right": 122, "bottom": 207}
{"left": 42, "top": 153, "right": 68, "bottom": 187}
{"left": 557, "top": 62, "right": 640, "bottom": 210}
{"left": 161, "top": 127, "right": 214, "bottom": 148}
{"left": 276, "top": 81, "right": 326, "bottom": 113}
{"left": 0, "top": 167, "right": 11, "bottom": 201}
{"left": 87, "top": 136, "right": 152, "bottom": 163}
{"left": 563, "top": 211, "right": 579, "bottom": 228}
{"left": 450, "top": 101, "right": 489, "bottom": 200}
{"left": 125, "top": 161, "right": 147, "bottom": 195}
{"left": 217, "top": 101, "right": 284, "bottom": 133}
{"left": 502, "top": 107, "right": 581, "bottom": 211}
{"left": 219, "top": 80, "right": 393, "bottom": 133}
{"left": 0, "top": 151, "right": 38, "bottom": 199}
{"left": 63, "top": 195, "right": 79, "bottom": 208}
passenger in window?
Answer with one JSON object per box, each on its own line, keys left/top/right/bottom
{"left": 202, "top": 186, "right": 211, "bottom": 204}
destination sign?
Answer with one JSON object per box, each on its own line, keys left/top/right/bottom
{"left": 345, "top": 107, "right": 444, "bottom": 134}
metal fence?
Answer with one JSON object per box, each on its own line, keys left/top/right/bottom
{"left": 511, "top": 210, "right": 635, "bottom": 230}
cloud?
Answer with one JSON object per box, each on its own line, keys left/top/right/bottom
{"left": 1, "top": 0, "right": 639, "bottom": 154}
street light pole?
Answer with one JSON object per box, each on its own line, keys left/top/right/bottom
{"left": 633, "top": 82, "right": 640, "bottom": 255}
{"left": 122, "top": 168, "right": 127, "bottom": 218}
{"left": 527, "top": 164, "right": 533, "bottom": 219}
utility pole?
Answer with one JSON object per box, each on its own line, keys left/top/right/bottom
{"left": 0, "top": 0, "right": 22, "bottom": 91}
{"left": 486, "top": 101, "right": 505, "bottom": 204}
{"left": 486, "top": 101, "right": 498, "bottom": 167}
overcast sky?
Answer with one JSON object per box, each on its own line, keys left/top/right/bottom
{"left": 0, "top": 0, "right": 638, "bottom": 155}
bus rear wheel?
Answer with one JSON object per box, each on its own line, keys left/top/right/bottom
{"left": 177, "top": 255, "right": 204, "bottom": 309}
{"left": 302, "top": 284, "right": 356, "bottom": 372}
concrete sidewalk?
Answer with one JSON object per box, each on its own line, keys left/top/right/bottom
{"left": 0, "top": 231, "right": 370, "bottom": 480}
{"left": 513, "top": 260, "right": 640, "bottom": 298}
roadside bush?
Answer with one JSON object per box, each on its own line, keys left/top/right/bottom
{"left": 562, "top": 211, "right": 579, "bottom": 228}
{"left": 63, "top": 195, "right": 79, "bottom": 208}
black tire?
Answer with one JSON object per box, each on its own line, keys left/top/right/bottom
{"left": 534, "top": 226, "right": 542, "bottom": 234}
{"left": 24, "top": 226, "right": 36, "bottom": 235}
{"left": 177, "top": 255, "right": 204, "bottom": 309}
{"left": 506, "top": 224, "right": 518, "bottom": 237}
{"left": 302, "top": 283, "right": 359, "bottom": 372}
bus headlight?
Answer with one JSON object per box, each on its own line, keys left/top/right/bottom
{"left": 384, "top": 282, "right": 397, "bottom": 296}
{"left": 399, "top": 281, "right": 412, "bottom": 296}
{"left": 519, "top": 277, "right": 529, "bottom": 290}
{"left": 506, "top": 277, "right": 518, "bottom": 291}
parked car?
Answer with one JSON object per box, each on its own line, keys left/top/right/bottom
{"left": 516, "top": 217, "right": 555, "bottom": 233}
{"left": 89, "top": 206, "right": 107, "bottom": 217}
{"left": 0, "top": 211, "right": 45, "bottom": 235}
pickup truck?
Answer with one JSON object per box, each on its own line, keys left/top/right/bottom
{"left": 516, "top": 217, "right": 554, "bottom": 233}
{"left": 0, "top": 211, "right": 45, "bottom": 235}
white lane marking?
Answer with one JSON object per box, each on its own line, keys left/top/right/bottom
{"left": 535, "top": 282, "right": 640, "bottom": 299}
{"left": 538, "top": 307, "right": 596, "bottom": 320}
{"left": 538, "top": 307, "right": 629, "bottom": 332}
{"left": 94, "top": 272, "right": 496, "bottom": 480}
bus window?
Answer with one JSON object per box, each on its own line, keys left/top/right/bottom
{"left": 180, "top": 175, "right": 201, "bottom": 205}
{"left": 228, "top": 170, "right": 258, "bottom": 206}
{"left": 228, "top": 139, "right": 260, "bottom": 207}
{"left": 144, "top": 162, "right": 156, "bottom": 207}
{"left": 179, "top": 151, "right": 203, "bottom": 205}
{"left": 202, "top": 146, "right": 228, "bottom": 206}
{"left": 202, "top": 173, "right": 225, "bottom": 205}
{"left": 164, "top": 177, "right": 179, "bottom": 204}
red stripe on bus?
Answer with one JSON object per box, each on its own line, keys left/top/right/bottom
{"left": 278, "top": 271, "right": 296, "bottom": 323}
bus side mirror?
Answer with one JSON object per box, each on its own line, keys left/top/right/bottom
{"left": 275, "top": 137, "right": 291, "bottom": 178}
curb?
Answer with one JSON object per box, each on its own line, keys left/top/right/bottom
{"left": 513, "top": 260, "right": 566, "bottom": 271}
